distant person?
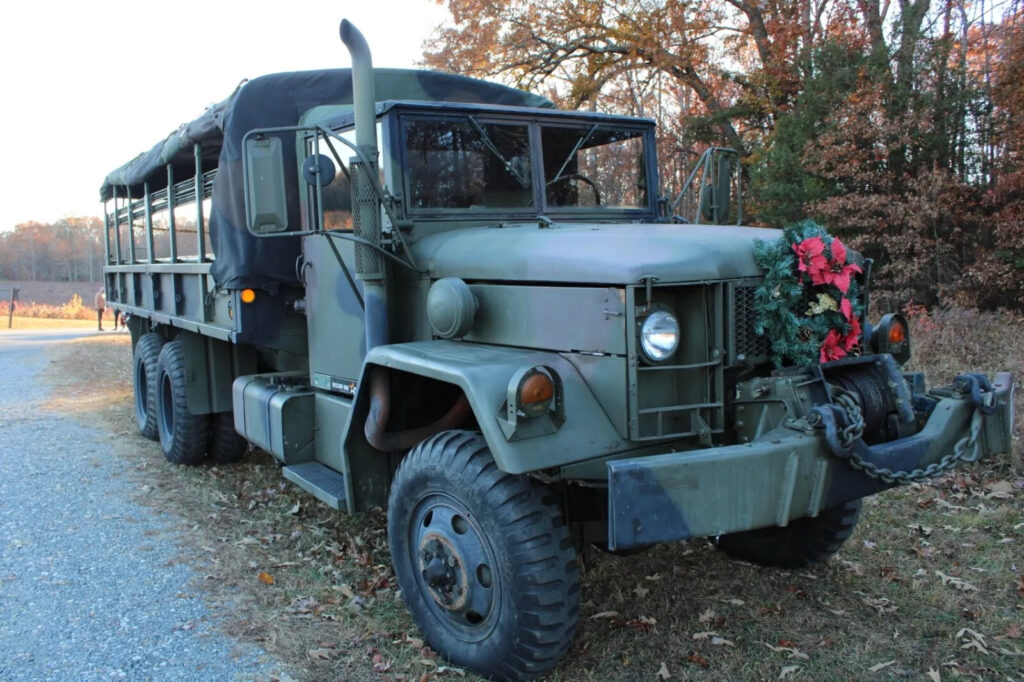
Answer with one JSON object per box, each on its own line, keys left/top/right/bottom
{"left": 94, "top": 289, "right": 106, "bottom": 331}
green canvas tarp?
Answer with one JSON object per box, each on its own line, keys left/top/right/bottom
{"left": 100, "top": 68, "right": 552, "bottom": 290}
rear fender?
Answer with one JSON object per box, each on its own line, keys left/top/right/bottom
{"left": 347, "top": 340, "right": 627, "bottom": 474}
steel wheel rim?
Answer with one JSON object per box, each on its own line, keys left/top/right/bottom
{"left": 408, "top": 492, "right": 500, "bottom": 642}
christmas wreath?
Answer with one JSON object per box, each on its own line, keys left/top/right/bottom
{"left": 753, "top": 221, "right": 864, "bottom": 368}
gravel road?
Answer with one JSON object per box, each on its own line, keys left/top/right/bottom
{"left": 0, "top": 329, "right": 290, "bottom": 681}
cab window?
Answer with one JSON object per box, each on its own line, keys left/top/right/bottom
{"left": 404, "top": 117, "right": 533, "bottom": 210}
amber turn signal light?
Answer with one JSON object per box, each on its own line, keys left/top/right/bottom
{"left": 240, "top": 288, "right": 256, "bottom": 304}
{"left": 519, "top": 370, "right": 554, "bottom": 418}
{"left": 872, "top": 313, "right": 911, "bottom": 365}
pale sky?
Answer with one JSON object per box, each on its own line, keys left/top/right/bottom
{"left": 0, "top": 0, "right": 450, "bottom": 231}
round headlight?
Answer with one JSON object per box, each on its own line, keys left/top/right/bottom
{"left": 640, "top": 309, "right": 680, "bottom": 362}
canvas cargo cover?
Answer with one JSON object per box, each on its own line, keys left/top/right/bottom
{"left": 101, "top": 68, "right": 553, "bottom": 290}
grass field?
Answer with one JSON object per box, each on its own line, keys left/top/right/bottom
{"left": 0, "top": 279, "right": 105, "bottom": 324}
{"left": 2, "top": 316, "right": 97, "bottom": 330}
{"left": 45, "top": 309, "right": 1023, "bottom": 682}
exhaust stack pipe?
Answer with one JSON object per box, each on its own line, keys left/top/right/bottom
{"left": 339, "top": 19, "right": 387, "bottom": 351}
{"left": 339, "top": 19, "right": 378, "bottom": 160}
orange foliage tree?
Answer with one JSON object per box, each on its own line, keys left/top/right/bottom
{"left": 424, "top": 0, "right": 1024, "bottom": 311}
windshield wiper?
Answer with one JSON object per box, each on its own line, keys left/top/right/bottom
{"left": 549, "top": 124, "right": 598, "bottom": 185}
{"left": 467, "top": 116, "right": 531, "bottom": 189}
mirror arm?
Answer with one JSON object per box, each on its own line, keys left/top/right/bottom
{"left": 315, "top": 126, "right": 417, "bottom": 269}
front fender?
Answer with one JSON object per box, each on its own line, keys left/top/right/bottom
{"left": 354, "top": 340, "right": 628, "bottom": 474}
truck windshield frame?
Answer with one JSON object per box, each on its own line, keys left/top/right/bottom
{"left": 396, "top": 107, "right": 658, "bottom": 220}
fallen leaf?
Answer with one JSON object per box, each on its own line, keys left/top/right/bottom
{"left": 779, "top": 665, "right": 799, "bottom": 679}
{"left": 436, "top": 665, "right": 467, "bottom": 676}
{"left": 372, "top": 653, "right": 392, "bottom": 673}
{"left": 868, "top": 660, "right": 896, "bottom": 672}
{"left": 986, "top": 480, "right": 1014, "bottom": 495}
{"left": 763, "top": 642, "right": 809, "bottom": 660}
{"left": 332, "top": 583, "right": 356, "bottom": 600}
{"left": 926, "top": 667, "right": 941, "bottom": 682}
{"left": 698, "top": 608, "right": 716, "bottom": 623}
{"left": 1006, "top": 623, "right": 1022, "bottom": 639}
{"left": 710, "top": 636, "right": 735, "bottom": 647}
{"left": 287, "top": 502, "right": 301, "bottom": 515}
{"left": 588, "top": 610, "right": 620, "bottom": 620}
{"left": 633, "top": 586, "right": 650, "bottom": 599}
{"left": 721, "top": 598, "right": 745, "bottom": 606}
{"left": 686, "top": 653, "right": 709, "bottom": 668}
{"left": 258, "top": 572, "right": 274, "bottom": 585}
{"left": 656, "top": 662, "right": 671, "bottom": 680}
{"left": 308, "top": 648, "right": 335, "bottom": 660}
{"left": 692, "top": 631, "right": 717, "bottom": 641}
{"left": 936, "top": 571, "right": 978, "bottom": 592}
{"left": 956, "top": 628, "right": 990, "bottom": 655}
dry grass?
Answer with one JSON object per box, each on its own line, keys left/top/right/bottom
{"left": 43, "top": 311, "right": 1023, "bottom": 682}
{"left": 0, "top": 280, "right": 104, "bottom": 321}
{"left": 0, "top": 279, "right": 103, "bottom": 306}
{"left": 906, "top": 305, "right": 1024, "bottom": 469}
{"left": 1, "top": 316, "right": 97, "bottom": 330}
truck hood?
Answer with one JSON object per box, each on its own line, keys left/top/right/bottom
{"left": 410, "top": 222, "right": 780, "bottom": 284}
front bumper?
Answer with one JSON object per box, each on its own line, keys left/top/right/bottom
{"left": 606, "top": 372, "right": 1014, "bottom": 551}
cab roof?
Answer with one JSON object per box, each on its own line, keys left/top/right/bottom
{"left": 99, "top": 68, "right": 555, "bottom": 203}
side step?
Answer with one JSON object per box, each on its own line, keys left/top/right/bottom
{"left": 282, "top": 462, "right": 348, "bottom": 510}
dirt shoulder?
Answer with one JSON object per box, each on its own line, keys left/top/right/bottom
{"left": 48, "top": 336, "right": 1024, "bottom": 682}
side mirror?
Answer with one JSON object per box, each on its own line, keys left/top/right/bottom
{"left": 714, "top": 154, "right": 732, "bottom": 224}
{"left": 243, "top": 134, "right": 289, "bottom": 234}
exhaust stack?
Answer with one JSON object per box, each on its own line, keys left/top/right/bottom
{"left": 339, "top": 19, "right": 387, "bottom": 351}
{"left": 339, "top": 19, "right": 378, "bottom": 160}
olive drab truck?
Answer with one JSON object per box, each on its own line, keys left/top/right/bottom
{"left": 101, "top": 20, "right": 1016, "bottom": 681}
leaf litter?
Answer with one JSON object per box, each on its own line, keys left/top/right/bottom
{"left": 47, "top": 333, "right": 1024, "bottom": 681}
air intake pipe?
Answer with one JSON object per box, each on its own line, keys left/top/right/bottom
{"left": 339, "top": 19, "right": 387, "bottom": 351}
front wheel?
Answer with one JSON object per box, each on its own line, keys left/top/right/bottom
{"left": 388, "top": 431, "right": 579, "bottom": 681}
{"left": 714, "top": 500, "right": 862, "bottom": 569}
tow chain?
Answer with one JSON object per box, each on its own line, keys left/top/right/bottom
{"left": 811, "top": 380, "right": 988, "bottom": 485}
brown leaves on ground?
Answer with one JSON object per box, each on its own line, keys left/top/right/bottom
{"left": 48, "top": 333, "right": 1024, "bottom": 681}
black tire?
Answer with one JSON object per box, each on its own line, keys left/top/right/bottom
{"left": 132, "top": 333, "right": 163, "bottom": 441}
{"left": 388, "top": 431, "right": 579, "bottom": 681}
{"left": 714, "top": 500, "right": 862, "bottom": 569}
{"left": 207, "top": 411, "right": 247, "bottom": 464}
{"left": 155, "top": 338, "right": 209, "bottom": 465}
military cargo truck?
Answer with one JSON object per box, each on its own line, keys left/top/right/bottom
{"left": 101, "top": 20, "right": 1015, "bottom": 681}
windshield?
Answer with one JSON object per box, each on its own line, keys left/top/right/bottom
{"left": 400, "top": 112, "right": 652, "bottom": 215}
{"left": 404, "top": 117, "right": 533, "bottom": 210}
{"left": 541, "top": 125, "right": 647, "bottom": 209}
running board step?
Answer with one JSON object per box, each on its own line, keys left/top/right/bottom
{"left": 282, "top": 462, "right": 348, "bottom": 510}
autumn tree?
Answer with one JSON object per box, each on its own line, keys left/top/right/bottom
{"left": 424, "top": 0, "right": 1024, "bottom": 309}
{"left": 0, "top": 217, "right": 105, "bottom": 283}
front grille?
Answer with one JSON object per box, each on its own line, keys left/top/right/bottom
{"left": 628, "top": 283, "right": 724, "bottom": 442}
{"left": 733, "top": 283, "right": 769, "bottom": 363}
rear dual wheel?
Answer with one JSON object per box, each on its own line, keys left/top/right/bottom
{"left": 142, "top": 337, "right": 247, "bottom": 465}
{"left": 133, "top": 333, "right": 163, "bottom": 441}
{"left": 155, "top": 339, "right": 209, "bottom": 465}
